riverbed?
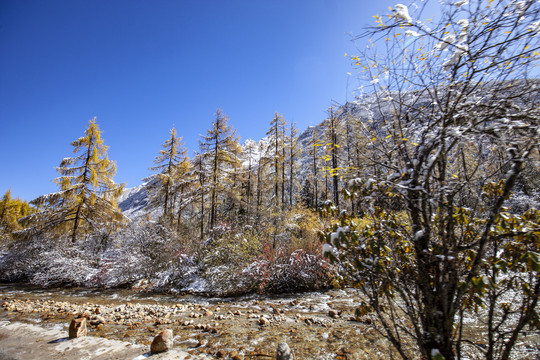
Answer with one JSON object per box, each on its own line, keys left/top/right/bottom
{"left": 0, "top": 284, "right": 389, "bottom": 359}
{"left": 2, "top": 284, "right": 538, "bottom": 359}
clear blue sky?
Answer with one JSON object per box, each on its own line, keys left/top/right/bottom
{"left": 0, "top": 0, "right": 413, "bottom": 201}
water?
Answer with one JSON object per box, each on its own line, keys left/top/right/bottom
{"left": 0, "top": 283, "right": 386, "bottom": 359}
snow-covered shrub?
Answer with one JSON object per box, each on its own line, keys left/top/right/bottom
{"left": 0, "top": 235, "right": 98, "bottom": 286}
{"left": 198, "top": 226, "right": 264, "bottom": 295}
{"left": 242, "top": 250, "right": 336, "bottom": 294}
{"left": 95, "top": 220, "right": 184, "bottom": 288}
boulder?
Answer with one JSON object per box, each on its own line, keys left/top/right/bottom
{"left": 68, "top": 317, "right": 87, "bottom": 339}
{"left": 276, "top": 342, "right": 293, "bottom": 360}
{"left": 150, "top": 329, "right": 173, "bottom": 354}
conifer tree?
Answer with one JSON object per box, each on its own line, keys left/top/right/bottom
{"left": 266, "top": 112, "right": 286, "bottom": 211}
{"left": 147, "top": 127, "right": 190, "bottom": 227}
{"left": 20, "top": 118, "right": 125, "bottom": 243}
{"left": 225, "top": 140, "right": 244, "bottom": 221}
{"left": 192, "top": 153, "right": 208, "bottom": 240}
{"left": 323, "top": 107, "right": 342, "bottom": 208}
{"left": 286, "top": 122, "right": 302, "bottom": 208}
{"left": 308, "top": 127, "right": 322, "bottom": 209}
{"left": 171, "top": 153, "right": 195, "bottom": 232}
{"left": 0, "top": 189, "right": 34, "bottom": 239}
{"left": 255, "top": 140, "right": 271, "bottom": 222}
{"left": 199, "top": 109, "right": 238, "bottom": 231}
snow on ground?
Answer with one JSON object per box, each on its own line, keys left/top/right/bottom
{"left": 0, "top": 321, "right": 209, "bottom": 360}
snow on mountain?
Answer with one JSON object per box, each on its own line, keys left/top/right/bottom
{"left": 118, "top": 182, "right": 152, "bottom": 220}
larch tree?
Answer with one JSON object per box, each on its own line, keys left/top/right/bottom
{"left": 324, "top": 1, "right": 540, "bottom": 359}
{"left": 147, "top": 127, "right": 190, "bottom": 227}
{"left": 171, "top": 153, "right": 195, "bottom": 232}
{"left": 21, "top": 118, "right": 125, "bottom": 243}
{"left": 308, "top": 127, "right": 322, "bottom": 209}
{"left": 192, "top": 152, "right": 208, "bottom": 240}
{"left": 0, "top": 189, "right": 34, "bottom": 239}
{"left": 322, "top": 106, "right": 343, "bottom": 208}
{"left": 199, "top": 109, "right": 239, "bottom": 231}
{"left": 286, "top": 122, "right": 302, "bottom": 208}
{"left": 242, "top": 139, "right": 258, "bottom": 224}
{"left": 255, "top": 139, "right": 272, "bottom": 222}
{"left": 224, "top": 139, "right": 244, "bottom": 221}
{"left": 266, "top": 112, "right": 286, "bottom": 211}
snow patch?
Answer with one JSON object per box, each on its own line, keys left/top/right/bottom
{"left": 394, "top": 4, "right": 413, "bottom": 23}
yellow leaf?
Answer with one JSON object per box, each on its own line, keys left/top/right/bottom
{"left": 385, "top": 134, "right": 392, "bottom": 139}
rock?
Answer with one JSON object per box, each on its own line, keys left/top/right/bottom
{"left": 150, "top": 329, "right": 173, "bottom": 354}
{"left": 89, "top": 316, "right": 105, "bottom": 326}
{"left": 230, "top": 350, "right": 244, "bottom": 360}
{"left": 68, "top": 317, "right": 87, "bottom": 339}
{"left": 276, "top": 342, "right": 293, "bottom": 360}
{"left": 216, "top": 349, "right": 226, "bottom": 358}
{"left": 328, "top": 309, "right": 339, "bottom": 318}
{"left": 258, "top": 316, "right": 270, "bottom": 326}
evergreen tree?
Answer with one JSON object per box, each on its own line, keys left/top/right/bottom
{"left": 299, "top": 179, "right": 314, "bottom": 209}
{"left": 20, "top": 118, "right": 125, "bottom": 242}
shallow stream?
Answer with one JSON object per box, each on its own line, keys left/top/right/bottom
{"left": 0, "top": 284, "right": 389, "bottom": 359}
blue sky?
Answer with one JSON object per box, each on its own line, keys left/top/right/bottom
{"left": 1, "top": 0, "right": 412, "bottom": 200}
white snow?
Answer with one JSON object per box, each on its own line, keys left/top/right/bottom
{"left": 436, "top": 34, "right": 456, "bottom": 51}
{"left": 454, "top": 0, "right": 469, "bottom": 7}
{"left": 394, "top": 4, "right": 413, "bottom": 23}
{"left": 406, "top": 30, "right": 420, "bottom": 37}
{"left": 529, "top": 20, "right": 540, "bottom": 35}
{"left": 457, "top": 19, "right": 469, "bottom": 28}
{"left": 322, "top": 243, "right": 336, "bottom": 257}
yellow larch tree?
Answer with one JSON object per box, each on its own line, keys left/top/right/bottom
{"left": 20, "top": 118, "right": 125, "bottom": 243}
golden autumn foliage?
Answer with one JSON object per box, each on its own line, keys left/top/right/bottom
{"left": 19, "top": 118, "right": 126, "bottom": 242}
{"left": 0, "top": 189, "right": 34, "bottom": 240}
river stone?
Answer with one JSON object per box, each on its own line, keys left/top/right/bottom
{"left": 276, "top": 342, "right": 293, "bottom": 360}
{"left": 230, "top": 350, "right": 243, "bottom": 360}
{"left": 150, "top": 329, "right": 173, "bottom": 354}
{"left": 68, "top": 317, "right": 87, "bottom": 339}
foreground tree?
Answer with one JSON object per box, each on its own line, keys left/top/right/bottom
{"left": 20, "top": 118, "right": 125, "bottom": 243}
{"left": 325, "top": 1, "right": 540, "bottom": 359}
